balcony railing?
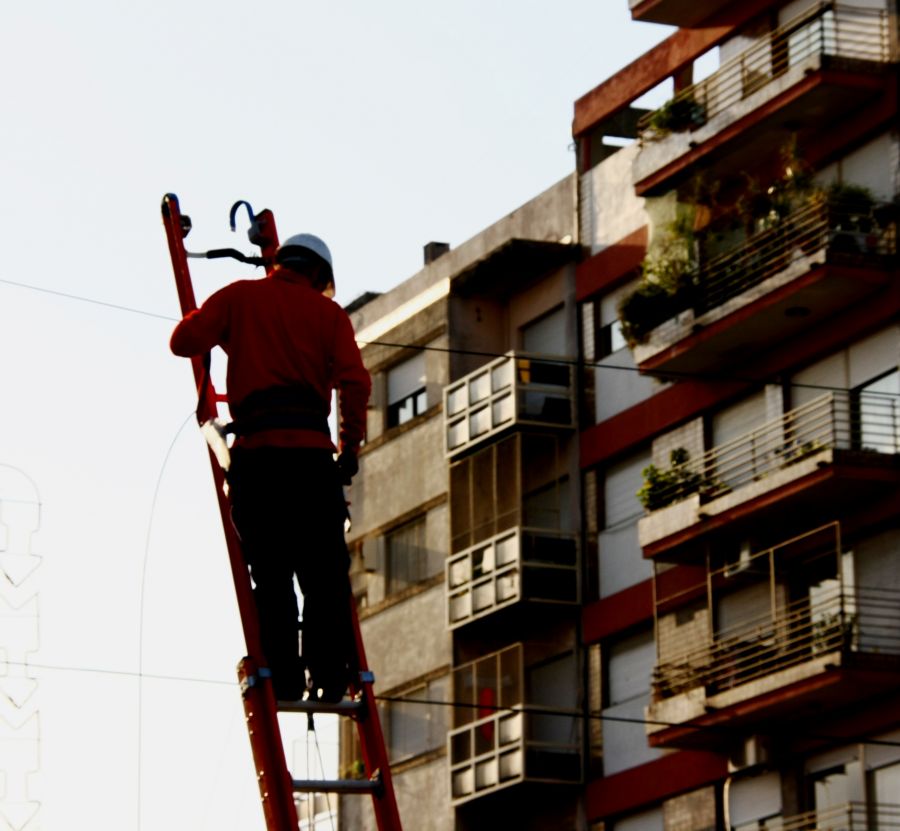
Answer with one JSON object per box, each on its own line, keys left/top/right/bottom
{"left": 698, "top": 197, "right": 895, "bottom": 314}
{"left": 637, "top": 2, "right": 890, "bottom": 143}
{"left": 653, "top": 581, "right": 900, "bottom": 699}
{"left": 444, "top": 352, "right": 575, "bottom": 457}
{"left": 629, "top": 196, "right": 897, "bottom": 352}
{"left": 777, "top": 801, "right": 900, "bottom": 831}
{"left": 446, "top": 528, "right": 579, "bottom": 628}
{"left": 642, "top": 390, "right": 900, "bottom": 513}
{"left": 449, "top": 644, "right": 581, "bottom": 805}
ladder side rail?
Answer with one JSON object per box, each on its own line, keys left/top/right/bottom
{"left": 161, "top": 193, "right": 299, "bottom": 831}
{"left": 161, "top": 193, "right": 264, "bottom": 656}
{"left": 347, "top": 589, "right": 404, "bottom": 831}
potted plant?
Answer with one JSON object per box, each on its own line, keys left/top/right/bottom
{"left": 637, "top": 448, "right": 706, "bottom": 511}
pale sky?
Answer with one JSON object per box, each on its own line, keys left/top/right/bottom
{"left": 0, "top": 3, "right": 671, "bottom": 829}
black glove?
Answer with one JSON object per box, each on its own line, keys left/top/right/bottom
{"left": 337, "top": 450, "right": 359, "bottom": 485}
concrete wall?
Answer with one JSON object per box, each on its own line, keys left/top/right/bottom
{"left": 350, "top": 174, "right": 576, "bottom": 345}
{"left": 359, "top": 584, "right": 450, "bottom": 692}
{"left": 580, "top": 143, "right": 648, "bottom": 254}
{"left": 353, "top": 414, "right": 446, "bottom": 539}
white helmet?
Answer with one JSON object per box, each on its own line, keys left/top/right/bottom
{"left": 276, "top": 233, "right": 335, "bottom": 295}
{"left": 277, "top": 233, "right": 332, "bottom": 268}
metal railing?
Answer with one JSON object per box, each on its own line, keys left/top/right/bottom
{"left": 446, "top": 528, "right": 579, "bottom": 628}
{"left": 653, "top": 582, "right": 900, "bottom": 699}
{"left": 444, "top": 352, "right": 575, "bottom": 457}
{"left": 776, "top": 801, "right": 900, "bottom": 831}
{"left": 698, "top": 196, "right": 896, "bottom": 313}
{"left": 638, "top": 2, "right": 890, "bottom": 141}
{"left": 643, "top": 390, "right": 900, "bottom": 512}
{"left": 634, "top": 195, "right": 896, "bottom": 348}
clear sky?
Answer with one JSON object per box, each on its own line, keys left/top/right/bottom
{"left": 0, "top": 3, "right": 671, "bottom": 829}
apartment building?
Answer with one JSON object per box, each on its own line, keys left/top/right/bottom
{"left": 336, "top": 2, "right": 900, "bottom": 828}
{"left": 338, "top": 175, "right": 582, "bottom": 830}
{"left": 575, "top": 1, "right": 900, "bottom": 830}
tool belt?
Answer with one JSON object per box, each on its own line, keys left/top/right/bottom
{"left": 227, "top": 384, "right": 330, "bottom": 437}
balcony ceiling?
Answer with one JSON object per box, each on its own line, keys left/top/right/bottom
{"left": 450, "top": 239, "right": 579, "bottom": 298}
{"left": 629, "top": 0, "right": 732, "bottom": 27}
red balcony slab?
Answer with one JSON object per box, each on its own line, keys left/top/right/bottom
{"left": 639, "top": 448, "right": 900, "bottom": 562}
{"left": 647, "top": 651, "right": 900, "bottom": 750}
{"left": 634, "top": 260, "right": 894, "bottom": 377}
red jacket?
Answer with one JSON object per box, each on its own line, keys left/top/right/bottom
{"left": 170, "top": 267, "right": 371, "bottom": 453}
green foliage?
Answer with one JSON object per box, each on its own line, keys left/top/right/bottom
{"left": 637, "top": 448, "right": 705, "bottom": 512}
{"left": 617, "top": 281, "right": 673, "bottom": 347}
{"left": 618, "top": 218, "right": 697, "bottom": 346}
{"left": 646, "top": 95, "right": 706, "bottom": 139}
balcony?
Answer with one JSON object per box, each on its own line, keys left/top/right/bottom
{"left": 633, "top": 3, "right": 892, "bottom": 195}
{"left": 444, "top": 352, "right": 575, "bottom": 458}
{"left": 647, "top": 525, "right": 900, "bottom": 749}
{"left": 448, "top": 644, "right": 581, "bottom": 806}
{"left": 446, "top": 528, "right": 578, "bottom": 629}
{"left": 776, "top": 803, "right": 900, "bottom": 831}
{"left": 638, "top": 391, "right": 900, "bottom": 559}
{"left": 631, "top": 197, "right": 897, "bottom": 376}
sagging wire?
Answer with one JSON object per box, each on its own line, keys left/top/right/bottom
{"left": 3, "top": 275, "right": 900, "bottom": 399}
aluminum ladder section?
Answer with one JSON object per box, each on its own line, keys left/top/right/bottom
{"left": 160, "top": 193, "right": 402, "bottom": 831}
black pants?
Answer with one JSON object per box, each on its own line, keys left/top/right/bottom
{"left": 228, "top": 446, "right": 356, "bottom": 699}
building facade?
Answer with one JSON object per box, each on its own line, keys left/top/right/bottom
{"left": 576, "top": 0, "right": 900, "bottom": 829}
{"left": 339, "top": 175, "right": 581, "bottom": 830}
{"left": 338, "top": 0, "right": 900, "bottom": 828}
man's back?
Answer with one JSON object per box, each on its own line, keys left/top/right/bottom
{"left": 170, "top": 269, "right": 370, "bottom": 452}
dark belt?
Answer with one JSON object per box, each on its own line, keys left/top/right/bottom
{"left": 228, "top": 384, "right": 330, "bottom": 437}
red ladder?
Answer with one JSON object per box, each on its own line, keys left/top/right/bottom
{"left": 160, "top": 193, "right": 402, "bottom": 831}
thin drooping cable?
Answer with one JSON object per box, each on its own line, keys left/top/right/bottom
{"left": 137, "top": 410, "right": 196, "bottom": 831}
{"left": 359, "top": 338, "right": 895, "bottom": 399}
{"left": 0, "top": 276, "right": 179, "bottom": 321}
{"left": 4, "top": 275, "right": 900, "bottom": 398}
{"left": 6, "top": 656, "right": 900, "bottom": 748}
{"left": 373, "top": 694, "right": 900, "bottom": 749}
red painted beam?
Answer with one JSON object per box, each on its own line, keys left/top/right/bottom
{"left": 582, "top": 580, "right": 653, "bottom": 643}
{"left": 576, "top": 226, "right": 648, "bottom": 302}
{"left": 586, "top": 751, "right": 726, "bottom": 820}
{"left": 572, "top": 0, "right": 777, "bottom": 139}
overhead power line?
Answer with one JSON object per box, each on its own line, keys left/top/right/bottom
{"left": 7, "top": 658, "right": 900, "bottom": 748}
{"left": 0, "top": 276, "right": 179, "bottom": 321}
{"left": 2, "top": 275, "right": 896, "bottom": 398}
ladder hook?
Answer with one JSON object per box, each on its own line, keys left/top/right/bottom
{"left": 229, "top": 200, "right": 256, "bottom": 233}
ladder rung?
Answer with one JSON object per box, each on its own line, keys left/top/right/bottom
{"left": 293, "top": 775, "right": 381, "bottom": 796}
{"left": 277, "top": 697, "right": 365, "bottom": 716}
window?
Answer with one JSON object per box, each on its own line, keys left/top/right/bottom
{"left": 599, "top": 449, "right": 652, "bottom": 598}
{"left": 385, "top": 676, "right": 448, "bottom": 762}
{"left": 853, "top": 369, "right": 900, "bottom": 453}
{"left": 521, "top": 306, "right": 566, "bottom": 355}
{"left": 386, "top": 353, "right": 427, "bottom": 428}
{"left": 386, "top": 516, "right": 441, "bottom": 594}
{"left": 603, "top": 628, "right": 663, "bottom": 775}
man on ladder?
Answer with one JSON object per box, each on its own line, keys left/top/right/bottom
{"left": 170, "top": 233, "right": 371, "bottom": 702}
